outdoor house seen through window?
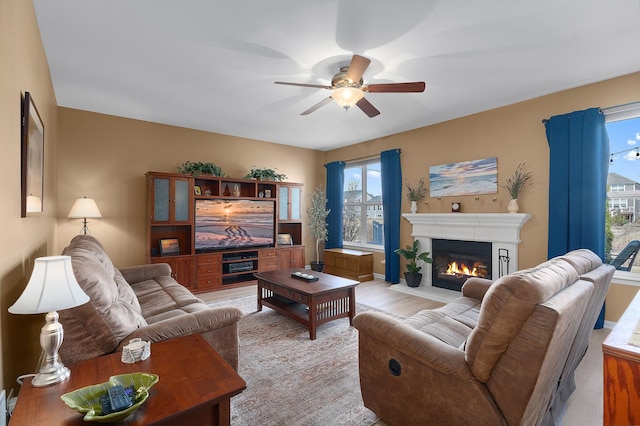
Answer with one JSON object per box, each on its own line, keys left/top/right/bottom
{"left": 605, "top": 104, "right": 640, "bottom": 276}
{"left": 343, "top": 159, "right": 384, "bottom": 249}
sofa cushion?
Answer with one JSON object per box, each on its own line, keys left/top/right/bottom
{"left": 62, "top": 236, "right": 147, "bottom": 343}
{"left": 465, "top": 257, "right": 579, "bottom": 382}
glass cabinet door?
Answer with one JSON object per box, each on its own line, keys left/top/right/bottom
{"left": 279, "top": 186, "right": 290, "bottom": 221}
{"left": 290, "top": 186, "right": 301, "bottom": 221}
{"left": 174, "top": 178, "right": 190, "bottom": 222}
{"left": 153, "top": 178, "right": 170, "bottom": 222}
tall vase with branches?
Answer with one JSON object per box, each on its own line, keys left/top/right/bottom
{"left": 405, "top": 178, "right": 427, "bottom": 213}
{"left": 501, "top": 163, "right": 532, "bottom": 213}
{"left": 307, "top": 186, "right": 330, "bottom": 271}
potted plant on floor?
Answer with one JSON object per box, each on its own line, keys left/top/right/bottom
{"left": 308, "top": 186, "right": 330, "bottom": 272}
{"left": 395, "top": 239, "right": 433, "bottom": 287}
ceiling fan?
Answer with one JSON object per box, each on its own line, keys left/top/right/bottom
{"left": 274, "top": 54, "right": 425, "bottom": 118}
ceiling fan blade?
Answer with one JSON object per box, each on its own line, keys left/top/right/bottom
{"left": 356, "top": 97, "right": 381, "bottom": 118}
{"left": 366, "top": 82, "right": 426, "bottom": 93}
{"left": 301, "top": 97, "right": 334, "bottom": 115}
{"left": 274, "top": 81, "right": 332, "bottom": 89}
{"left": 345, "top": 54, "right": 371, "bottom": 83}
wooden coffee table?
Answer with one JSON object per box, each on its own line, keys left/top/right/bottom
{"left": 10, "top": 334, "right": 246, "bottom": 425}
{"left": 254, "top": 268, "right": 359, "bottom": 339}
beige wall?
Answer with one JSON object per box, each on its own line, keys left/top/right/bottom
{"left": 0, "top": 0, "right": 59, "bottom": 392}
{"left": 324, "top": 72, "right": 640, "bottom": 323}
{"left": 56, "top": 109, "right": 325, "bottom": 267}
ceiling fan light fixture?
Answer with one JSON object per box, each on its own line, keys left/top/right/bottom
{"left": 331, "top": 86, "right": 364, "bottom": 110}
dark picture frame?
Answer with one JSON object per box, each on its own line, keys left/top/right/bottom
{"left": 159, "top": 238, "right": 180, "bottom": 256}
{"left": 21, "top": 92, "right": 44, "bottom": 217}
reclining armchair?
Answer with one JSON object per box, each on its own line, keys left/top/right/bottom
{"left": 354, "top": 249, "right": 613, "bottom": 425}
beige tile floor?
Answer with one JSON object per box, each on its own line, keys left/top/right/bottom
{"left": 562, "top": 328, "right": 609, "bottom": 426}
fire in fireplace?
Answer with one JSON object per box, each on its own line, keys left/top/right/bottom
{"left": 432, "top": 239, "right": 492, "bottom": 291}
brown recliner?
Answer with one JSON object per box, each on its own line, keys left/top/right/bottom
{"left": 354, "top": 250, "right": 613, "bottom": 425}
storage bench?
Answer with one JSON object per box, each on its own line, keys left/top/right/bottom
{"left": 324, "top": 248, "right": 373, "bottom": 282}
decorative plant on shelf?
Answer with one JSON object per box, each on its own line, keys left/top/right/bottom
{"left": 394, "top": 239, "right": 433, "bottom": 287}
{"left": 177, "top": 161, "right": 225, "bottom": 177}
{"left": 243, "top": 167, "right": 287, "bottom": 182}
{"left": 501, "top": 163, "right": 533, "bottom": 213}
{"left": 404, "top": 178, "right": 427, "bottom": 213}
{"left": 307, "top": 186, "right": 330, "bottom": 271}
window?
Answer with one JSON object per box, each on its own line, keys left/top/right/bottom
{"left": 604, "top": 104, "right": 640, "bottom": 275}
{"left": 343, "top": 159, "right": 384, "bottom": 248}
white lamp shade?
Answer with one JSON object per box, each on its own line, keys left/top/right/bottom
{"left": 8, "top": 256, "right": 89, "bottom": 315}
{"left": 67, "top": 197, "right": 102, "bottom": 219}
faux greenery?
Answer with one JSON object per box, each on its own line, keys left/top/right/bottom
{"left": 405, "top": 178, "right": 428, "bottom": 202}
{"left": 501, "top": 162, "right": 533, "bottom": 199}
{"left": 394, "top": 239, "right": 433, "bottom": 274}
{"left": 244, "top": 167, "right": 287, "bottom": 181}
{"left": 307, "top": 186, "right": 330, "bottom": 264}
{"left": 177, "top": 161, "right": 225, "bottom": 177}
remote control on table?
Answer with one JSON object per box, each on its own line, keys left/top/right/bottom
{"left": 107, "top": 385, "right": 133, "bottom": 412}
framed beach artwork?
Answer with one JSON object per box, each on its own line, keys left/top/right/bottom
{"left": 21, "top": 92, "right": 45, "bottom": 217}
{"left": 429, "top": 157, "right": 498, "bottom": 198}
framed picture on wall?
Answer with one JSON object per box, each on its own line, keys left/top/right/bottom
{"left": 159, "top": 238, "right": 180, "bottom": 256}
{"left": 21, "top": 92, "right": 45, "bottom": 217}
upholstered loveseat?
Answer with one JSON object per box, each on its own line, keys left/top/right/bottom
{"left": 58, "top": 235, "right": 243, "bottom": 369}
{"left": 354, "top": 249, "right": 614, "bottom": 425}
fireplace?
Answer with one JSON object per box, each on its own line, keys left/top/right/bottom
{"left": 402, "top": 213, "right": 531, "bottom": 292}
{"left": 432, "top": 239, "right": 492, "bottom": 291}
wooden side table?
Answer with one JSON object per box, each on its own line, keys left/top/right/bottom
{"left": 10, "top": 334, "right": 246, "bottom": 425}
{"left": 603, "top": 290, "right": 640, "bottom": 425}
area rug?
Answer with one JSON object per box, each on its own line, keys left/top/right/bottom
{"left": 208, "top": 295, "right": 396, "bottom": 425}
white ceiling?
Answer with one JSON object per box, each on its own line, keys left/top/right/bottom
{"left": 33, "top": 0, "right": 640, "bottom": 151}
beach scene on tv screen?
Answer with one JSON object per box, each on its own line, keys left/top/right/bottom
{"left": 195, "top": 199, "right": 274, "bottom": 250}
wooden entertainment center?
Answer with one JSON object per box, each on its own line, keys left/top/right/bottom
{"left": 146, "top": 171, "right": 304, "bottom": 293}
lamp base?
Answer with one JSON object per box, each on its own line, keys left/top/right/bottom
{"left": 32, "top": 364, "right": 71, "bottom": 387}
{"left": 32, "top": 311, "right": 71, "bottom": 387}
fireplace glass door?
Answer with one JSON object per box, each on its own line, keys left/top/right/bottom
{"left": 432, "top": 239, "right": 492, "bottom": 291}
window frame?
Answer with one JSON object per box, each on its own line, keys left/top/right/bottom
{"left": 342, "top": 158, "right": 385, "bottom": 251}
{"left": 603, "top": 102, "right": 640, "bottom": 285}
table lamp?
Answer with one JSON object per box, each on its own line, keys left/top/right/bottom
{"left": 67, "top": 196, "right": 102, "bottom": 235}
{"left": 9, "top": 256, "right": 90, "bottom": 387}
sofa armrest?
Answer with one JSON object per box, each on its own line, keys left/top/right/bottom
{"left": 461, "top": 277, "right": 494, "bottom": 301}
{"left": 116, "top": 306, "right": 242, "bottom": 350}
{"left": 354, "top": 311, "right": 473, "bottom": 380}
{"left": 120, "top": 263, "right": 172, "bottom": 285}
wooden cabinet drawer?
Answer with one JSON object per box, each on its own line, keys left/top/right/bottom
{"left": 262, "top": 281, "right": 309, "bottom": 304}
{"left": 197, "top": 262, "right": 221, "bottom": 275}
{"left": 197, "top": 254, "right": 221, "bottom": 265}
{"left": 197, "top": 276, "right": 221, "bottom": 288}
{"left": 259, "top": 249, "right": 278, "bottom": 259}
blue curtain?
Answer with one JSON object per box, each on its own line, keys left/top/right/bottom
{"left": 545, "top": 107, "right": 609, "bottom": 328}
{"left": 325, "top": 161, "right": 345, "bottom": 249}
{"left": 381, "top": 149, "right": 402, "bottom": 283}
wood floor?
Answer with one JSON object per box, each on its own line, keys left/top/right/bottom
{"left": 198, "top": 277, "right": 606, "bottom": 426}
{"left": 196, "top": 277, "right": 445, "bottom": 317}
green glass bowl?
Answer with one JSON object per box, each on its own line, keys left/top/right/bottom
{"left": 60, "top": 372, "right": 159, "bottom": 423}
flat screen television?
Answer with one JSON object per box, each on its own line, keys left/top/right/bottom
{"left": 195, "top": 198, "right": 275, "bottom": 252}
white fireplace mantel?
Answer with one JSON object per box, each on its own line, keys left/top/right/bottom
{"left": 402, "top": 213, "right": 531, "bottom": 285}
